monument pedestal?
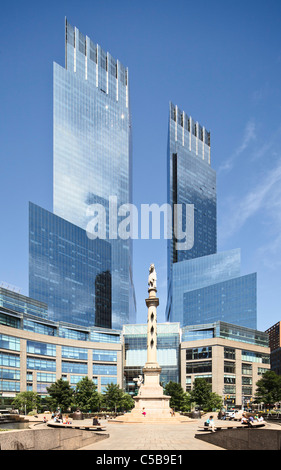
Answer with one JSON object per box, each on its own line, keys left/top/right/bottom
{"left": 116, "top": 363, "right": 191, "bottom": 422}
{"left": 132, "top": 364, "right": 172, "bottom": 419}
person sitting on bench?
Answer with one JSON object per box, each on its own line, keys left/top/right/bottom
{"left": 92, "top": 416, "right": 100, "bottom": 426}
{"left": 205, "top": 416, "right": 215, "bottom": 432}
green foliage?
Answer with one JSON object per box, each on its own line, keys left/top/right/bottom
{"left": 164, "top": 381, "right": 190, "bottom": 411}
{"left": 254, "top": 370, "right": 281, "bottom": 406}
{"left": 74, "top": 376, "right": 100, "bottom": 412}
{"left": 190, "top": 378, "right": 211, "bottom": 408}
{"left": 190, "top": 378, "right": 222, "bottom": 411}
{"left": 12, "top": 391, "right": 41, "bottom": 414}
{"left": 102, "top": 383, "right": 134, "bottom": 412}
{"left": 102, "top": 383, "right": 124, "bottom": 412}
{"left": 11, "top": 378, "right": 137, "bottom": 415}
{"left": 46, "top": 378, "right": 74, "bottom": 412}
{"left": 206, "top": 392, "right": 223, "bottom": 411}
{"left": 121, "top": 392, "right": 135, "bottom": 411}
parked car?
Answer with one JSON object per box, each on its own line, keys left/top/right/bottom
{"left": 225, "top": 410, "right": 238, "bottom": 420}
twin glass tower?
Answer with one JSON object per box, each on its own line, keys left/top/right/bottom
{"left": 29, "top": 20, "right": 135, "bottom": 330}
{"left": 166, "top": 102, "right": 257, "bottom": 329}
{"left": 29, "top": 20, "right": 257, "bottom": 332}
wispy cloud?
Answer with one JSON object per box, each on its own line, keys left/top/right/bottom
{"left": 251, "top": 83, "right": 270, "bottom": 105}
{"left": 220, "top": 157, "right": 281, "bottom": 241}
{"left": 251, "top": 125, "right": 281, "bottom": 162}
{"left": 257, "top": 232, "right": 281, "bottom": 269}
{"left": 218, "top": 120, "right": 256, "bottom": 174}
{"left": 254, "top": 161, "right": 281, "bottom": 268}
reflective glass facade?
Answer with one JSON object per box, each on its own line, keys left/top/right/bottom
{"left": 52, "top": 20, "right": 135, "bottom": 328}
{"left": 167, "top": 102, "right": 216, "bottom": 273}
{"left": 29, "top": 202, "right": 112, "bottom": 328}
{"left": 167, "top": 245, "right": 257, "bottom": 329}
{"left": 0, "top": 287, "right": 48, "bottom": 319}
{"left": 0, "top": 299, "right": 268, "bottom": 407}
{"left": 167, "top": 249, "right": 240, "bottom": 325}
{"left": 183, "top": 274, "right": 257, "bottom": 328}
{"left": 171, "top": 249, "right": 241, "bottom": 305}
{"left": 123, "top": 323, "right": 180, "bottom": 395}
{"left": 0, "top": 304, "right": 122, "bottom": 401}
{"left": 166, "top": 103, "right": 257, "bottom": 330}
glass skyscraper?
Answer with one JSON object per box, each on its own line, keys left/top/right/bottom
{"left": 29, "top": 203, "right": 112, "bottom": 328}
{"left": 53, "top": 20, "right": 131, "bottom": 232}
{"left": 167, "top": 102, "right": 216, "bottom": 271}
{"left": 166, "top": 102, "right": 257, "bottom": 329}
{"left": 29, "top": 20, "right": 136, "bottom": 329}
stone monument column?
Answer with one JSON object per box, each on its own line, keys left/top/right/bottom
{"left": 141, "top": 264, "right": 162, "bottom": 390}
{"left": 146, "top": 287, "right": 159, "bottom": 366}
{"left": 113, "top": 263, "right": 191, "bottom": 422}
{"left": 131, "top": 264, "right": 171, "bottom": 416}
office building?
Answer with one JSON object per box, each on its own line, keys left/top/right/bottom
{"left": 0, "top": 290, "right": 270, "bottom": 409}
{"left": 265, "top": 322, "right": 281, "bottom": 375}
{"left": 166, "top": 102, "right": 257, "bottom": 330}
{"left": 29, "top": 20, "right": 136, "bottom": 329}
{"left": 0, "top": 286, "right": 48, "bottom": 321}
{"left": 265, "top": 321, "right": 281, "bottom": 351}
{"left": 181, "top": 321, "right": 270, "bottom": 408}
{"left": 0, "top": 290, "right": 122, "bottom": 406}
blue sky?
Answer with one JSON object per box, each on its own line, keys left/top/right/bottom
{"left": 1, "top": 0, "right": 281, "bottom": 330}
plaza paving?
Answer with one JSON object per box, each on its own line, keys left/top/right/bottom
{"left": 29, "top": 413, "right": 281, "bottom": 451}
{"left": 77, "top": 414, "right": 281, "bottom": 451}
{"left": 78, "top": 417, "right": 225, "bottom": 450}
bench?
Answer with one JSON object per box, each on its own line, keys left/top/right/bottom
{"left": 47, "top": 422, "right": 106, "bottom": 431}
{"left": 198, "top": 426, "right": 229, "bottom": 432}
{"left": 198, "top": 423, "right": 265, "bottom": 432}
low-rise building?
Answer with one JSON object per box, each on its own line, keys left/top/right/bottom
{"left": 0, "top": 293, "right": 122, "bottom": 408}
{"left": 0, "top": 287, "right": 271, "bottom": 410}
{"left": 181, "top": 322, "right": 270, "bottom": 408}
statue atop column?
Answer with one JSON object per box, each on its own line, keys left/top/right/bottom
{"left": 148, "top": 263, "right": 157, "bottom": 289}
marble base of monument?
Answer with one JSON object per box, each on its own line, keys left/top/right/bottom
{"left": 113, "top": 368, "right": 192, "bottom": 423}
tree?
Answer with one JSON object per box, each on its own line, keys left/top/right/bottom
{"left": 181, "top": 391, "right": 192, "bottom": 412}
{"left": 102, "top": 383, "right": 131, "bottom": 412}
{"left": 164, "top": 381, "right": 187, "bottom": 411}
{"left": 190, "top": 378, "right": 211, "bottom": 409}
{"left": 121, "top": 392, "right": 135, "bottom": 411}
{"left": 102, "top": 383, "right": 124, "bottom": 412}
{"left": 254, "top": 370, "right": 281, "bottom": 407}
{"left": 12, "top": 391, "right": 41, "bottom": 414}
{"left": 190, "top": 378, "right": 222, "bottom": 411}
{"left": 207, "top": 392, "right": 223, "bottom": 411}
{"left": 74, "top": 377, "right": 100, "bottom": 412}
{"left": 46, "top": 378, "right": 74, "bottom": 412}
